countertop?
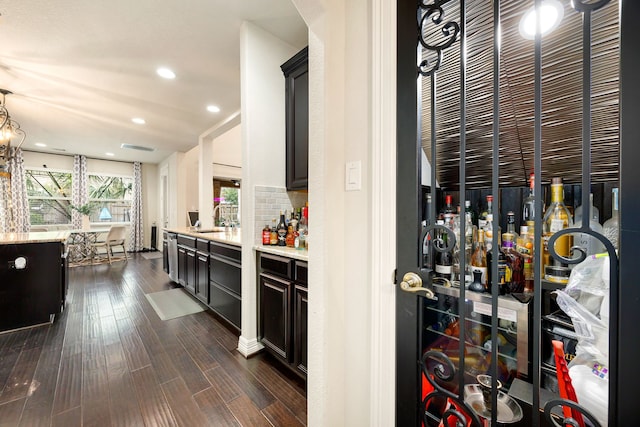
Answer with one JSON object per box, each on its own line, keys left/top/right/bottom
{"left": 254, "top": 244, "right": 309, "bottom": 261}
{"left": 0, "top": 231, "right": 71, "bottom": 244}
{"left": 164, "top": 227, "right": 241, "bottom": 247}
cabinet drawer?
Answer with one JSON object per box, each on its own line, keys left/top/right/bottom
{"left": 295, "top": 261, "right": 308, "bottom": 286}
{"left": 260, "top": 253, "right": 294, "bottom": 280}
{"left": 196, "top": 238, "right": 209, "bottom": 252}
{"left": 209, "top": 242, "right": 241, "bottom": 263}
{"left": 210, "top": 254, "right": 241, "bottom": 296}
{"left": 209, "top": 282, "right": 241, "bottom": 330}
{"left": 177, "top": 234, "right": 196, "bottom": 247}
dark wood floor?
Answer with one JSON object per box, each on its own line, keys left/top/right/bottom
{"left": 0, "top": 254, "right": 307, "bottom": 427}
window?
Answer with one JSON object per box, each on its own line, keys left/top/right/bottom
{"left": 26, "top": 169, "right": 73, "bottom": 225}
{"left": 88, "top": 174, "right": 133, "bottom": 223}
{"left": 25, "top": 169, "right": 133, "bottom": 226}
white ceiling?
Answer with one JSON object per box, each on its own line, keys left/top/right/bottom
{"left": 0, "top": 0, "right": 307, "bottom": 164}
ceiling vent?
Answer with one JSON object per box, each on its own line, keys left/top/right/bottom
{"left": 121, "top": 143, "right": 155, "bottom": 152}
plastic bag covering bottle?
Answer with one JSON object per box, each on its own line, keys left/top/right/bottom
{"left": 603, "top": 187, "right": 619, "bottom": 250}
{"left": 574, "top": 193, "right": 605, "bottom": 256}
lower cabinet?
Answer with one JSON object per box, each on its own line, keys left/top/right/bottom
{"left": 258, "top": 252, "right": 307, "bottom": 378}
{"left": 171, "top": 232, "right": 241, "bottom": 332}
{"left": 162, "top": 233, "right": 169, "bottom": 273}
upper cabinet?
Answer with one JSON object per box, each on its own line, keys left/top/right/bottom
{"left": 281, "top": 47, "right": 309, "bottom": 190}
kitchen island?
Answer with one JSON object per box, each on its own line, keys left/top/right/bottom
{"left": 0, "top": 231, "right": 70, "bottom": 332}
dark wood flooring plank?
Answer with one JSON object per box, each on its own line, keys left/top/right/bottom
{"left": 52, "top": 352, "right": 82, "bottom": 415}
{"left": 82, "top": 398, "right": 112, "bottom": 427}
{"left": 262, "top": 399, "right": 306, "bottom": 427}
{"left": 160, "top": 377, "right": 209, "bottom": 426}
{"left": 107, "top": 369, "right": 145, "bottom": 427}
{"left": 193, "top": 387, "right": 240, "bottom": 427}
{"left": 51, "top": 406, "right": 81, "bottom": 427}
{"left": 226, "top": 394, "right": 272, "bottom": 427}
{"left": 130, "top": 365, "right": 177, "bottom": 427}
{"left": 115, "top": 317, "right": 151, "bottom": 371}
{"left": 23, "top": 347, "right": 62, "bottom": 410}
{"left": 176, "top": 328, "right": 220, "bottom": 372}
{"left": 18, "top": 401, "right": 52, "bottom": 427}
{"left": 203, "top": 367, "right": 242, "bottom": 403}
{"left": 0, "top": 397, "right": 25, "bottom": 427}
{"left": 0, "top": 346, "right": 43, "bottom": 404}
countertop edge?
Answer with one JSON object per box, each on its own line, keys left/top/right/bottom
{"left": 0, "top": 231, "right": 71, "bottom": 244}
{"left": 254, "top": 245, "right": 309, "bottom": 261}
{"left": 164, "top": 227, "right": 241, "bottom": 247}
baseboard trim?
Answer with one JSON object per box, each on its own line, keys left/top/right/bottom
{"left": 237, "top": 336, "right": 264, "bottom": 357}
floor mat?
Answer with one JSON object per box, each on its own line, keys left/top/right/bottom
{"left": 141, "top": 251, "right": 163, "bottom": 260}
{"left": 145, "top": 288, "right": 204, "bottom": 320}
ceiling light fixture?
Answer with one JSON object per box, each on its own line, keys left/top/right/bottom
{"left": 35, "top": 142, "right": 47, "bottom": 148}
{"left": 207, "top": 105, "right": 221, "bottom": 113}
{"left": 132, "top": 117, "right": 146, "bottom": 124}
{"left": 0, "top": 89, "right": 26, "bottom": 172}
{"left": 105, "top": 152, "right": 115, "bottom": 157}
{"left": 157, "top": 67, "right": 176, "bottom": 79}
{"left": 519, "top": 0, "right": 564, "bottom": 40}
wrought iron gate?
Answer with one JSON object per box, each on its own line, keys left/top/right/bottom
{"left": 397, "top": 0, "right": 621, "bottom": 425}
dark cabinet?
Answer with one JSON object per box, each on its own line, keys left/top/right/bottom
{"left": 177, "top": 246, "right": 187, "bottom": 285}
{"left": 185, "top": 249, "right": 196, "bottom": 294}
{"left": 281, "top": 46, "right": 309, "bottom": 190}
{"left": 209, "top": 241, "right": 242, "bottom": 332}
{"left": 162, "top": 239, "right": 169, "bottom": 273}
{"left": 196, "top": 251, "right": 209, "bottom": 304}
{"left": 258, "top": 253, "right": 307, "bottom": 378}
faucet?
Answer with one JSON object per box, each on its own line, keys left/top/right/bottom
{"left": 212, "top": 204, "right": 222, "bottom": 226}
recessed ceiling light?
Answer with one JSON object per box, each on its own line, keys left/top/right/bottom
{"left": 105, "top": 152, "right": 115, "bottom": 157}
{"left": 157, "top": 67, "right": 176, "bottom": 79}
{"left": 207, "top": 105, "right": 221, "bottom": 113}
{"left": 519, "top": 0, "right": 564, "bottom": 40}
{"left": 132, "top": 117, "right": 146, "bottom": 125}
{"left": 35, "top": 142, "right": 47, "bottom": 147}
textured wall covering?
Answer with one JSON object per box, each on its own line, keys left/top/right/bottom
{"left": 71, "top": 155, "right": 88, "bottom": 229}
{"left": 129, "top": 161, "right": 144, "bottom": 252}
{"left": 254, "top": 185, "right": 307, "bottom": 244}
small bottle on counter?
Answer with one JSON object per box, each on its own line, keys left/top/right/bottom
{"left": 262, "top": 225, "right": 271, "bottom": 245}
{"left": 286, "top": 225, "right": 295, "bottom": 247}
{"left": 277, "top": 211, "right": 287, "bottom": 246}
{"left": 270, "top": 218, "right": 278, "bottom": 246}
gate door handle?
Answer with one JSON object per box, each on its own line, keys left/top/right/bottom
{"left": 399, "top": 272, "right": 436, "bottom": 300}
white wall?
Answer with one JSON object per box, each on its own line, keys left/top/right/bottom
{"left": 22, "top": 151, "right": 159, "bottom": 249}
{"left": 212, "top": 124, "right": 242, "bottom": 179}
{"left": 184, "top": 145, "right": 200, "bottom": 214}
{"left": 158, "top": 152, "right": 186, "bottom": 229}
{"left": 238, "top": 21, "right": 301, "bottom": 356}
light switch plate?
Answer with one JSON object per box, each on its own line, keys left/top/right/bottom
{"left": 345, "top": 161, "right": 361, "bottom": 191}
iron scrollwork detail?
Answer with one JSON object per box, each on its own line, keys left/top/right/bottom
{"left": 544, "top": 398, "right": 602, "bottom": 427}
{"left": 420, "top": 350, "right": 483, "bottom": 427}
{"left": 417, "top": 0, "right": 460, "bottom": 76}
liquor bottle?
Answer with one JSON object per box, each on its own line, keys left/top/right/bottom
{"left": 575, "top": 193, "right": 605, "bottom": 256}
{"left": 463, "top": 209, "right": 475, "bottom": 284}
{"left": 505, "top": 211, "right": 519, "bottom": 241}
{"left": 502, "top": 233, "right": 525, "bottom": 294}
{"left": 522, "top": 172, "right": 536, "bottom": 229}
{"left": 269, "top": 218, "right": 278, "bottom": 246}
{"left": 442, "top": 195, "right": 456, "bottom": 229}
{"left": 465, "top": 200, "right": 477, "bottom": 226}
{"left": 483, "top": 213, "right": 494, "bottom": 252}
{"left": 299, "top": 203, "right": 309, "bottom": 250}
{"left": 277, "top": 211, "right": 287, "bottom": 246}
{"left": 478, "top": 195, "right": 493, "bottom": 229}
{"left": 434, "top": 220, "right": 453, "bottom": 280}
{"left": 290, "top": 211, "right": 299, "bottom": 231}
{"left": 471, "top": 229, "right": 488, "bottom": 289}
{"left": 262, "top": 225, "right": 271, "bottom": 245}
{"left": 542, "top": 177, "right": 573, "bottom": 280}
{"left": 285, "top": 225, "right": 295, "bottom": 247}
{"left": 603, "top": 187, "right": 619, "bottom": 250}
{"left": 516, "top": 226, "right": 534, "bottom": 293}
{"left": 487, "top": 233, "right": 507, "bottom": 294}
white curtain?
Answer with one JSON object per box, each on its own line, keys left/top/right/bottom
{"left": 129, "top": 161, "right": 144, "bottom": 252}
{"left": 8, "top": 148, "right": 30, "bottom": 232}
{"left": 0, "top": 171, "right": 12, "bottom": 233}
{"left": 71, "top": 155, "right": 88, "bottom": 229}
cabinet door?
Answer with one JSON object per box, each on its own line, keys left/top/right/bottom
{"left": 185, "top": 249, "right": 196, "bottom": 294}
{"left": 282, "top": 47, "right": 309, "bottom": 190}
{"left": 196, "top": 252, "right": 209, "bottom": 304}
{"left": 259, "top": 273, "right": 292, "bottom": 361}
{"left": 177, "top": 246, "right": 187, "bottom": 286}
{"left": 294, "top": 285, "right": 308, "bottom": 376}
{"left": 162, "top": 240, "right": 169, "bottom": 273}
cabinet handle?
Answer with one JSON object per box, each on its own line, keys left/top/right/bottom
{"left": 399, "top": 272, "right": 436, "bottom": 300}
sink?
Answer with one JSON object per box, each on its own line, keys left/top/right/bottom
{"left": 192, "top": 227, "right": 227, "bottom": 233}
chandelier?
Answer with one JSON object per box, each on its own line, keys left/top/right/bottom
{"left": 0, "top": 89, "right": 26, "bottom": 172}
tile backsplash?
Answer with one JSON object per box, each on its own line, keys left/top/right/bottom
{"left": 254, "top": 186, "right": 308, "bottom": 244}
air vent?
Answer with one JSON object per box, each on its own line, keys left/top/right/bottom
{"left": 120, "top": 143, "right": 155, "bottom": 152}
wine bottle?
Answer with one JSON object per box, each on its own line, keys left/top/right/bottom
{"left": 277, "top": 211, "right": 287, "bottom": 246}
{"left": 522, "top": 172, "right": 536, "bottom": 229}
{"left": 434, "top": 220, "right": 453, "bottom": 280}
{"left": 542, "top": 177, "right": 573, "bottom": 281}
